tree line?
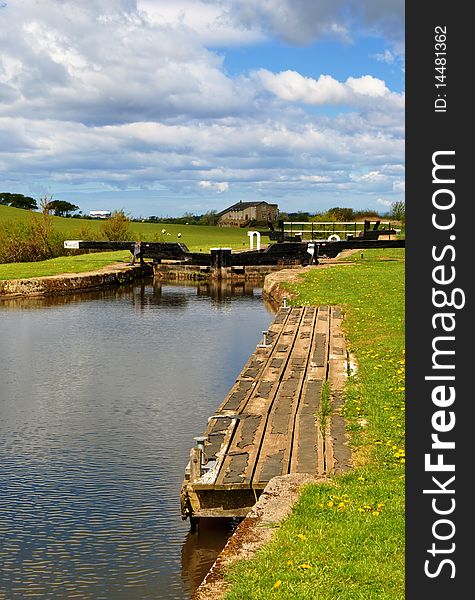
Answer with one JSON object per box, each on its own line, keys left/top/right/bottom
{"left": 1, "top": 193, "right": 405, "bottom": 226}
{"left": 145, "top": 203, "right": 405, "bottom": 226}
{"left": 0, "top": 193, "right": 79, "bottom": 217}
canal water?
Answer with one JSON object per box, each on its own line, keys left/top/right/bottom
{"left": 0, "top": 279, "right": 275, "bottom": 600}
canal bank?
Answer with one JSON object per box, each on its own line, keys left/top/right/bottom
{"left": 0, "top": 262, "right": 153, "bottom": 297}
{"left": 0, "top": 259, "right": 303, "bottom": 298}
{"left": 0, "top": 247, "right": 359, "bottom": 299}
{"left": 192, "top": 474, "right": 321, "bottom": 600}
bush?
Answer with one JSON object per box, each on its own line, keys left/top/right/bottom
{"left": 353, "top": 209, "right": 381, "bottom": 219}
{"left": 100, "top": 210, "right": 133, "bottom": 241}
{"left": 198, "top": 210, "right": 219, "bottom": 226}
{"left": 71, "top": 222, "right": 96, "bottom": 241}
{"left": 0, "top": 212, "right": 66, "bottom": 263}
{"left": 326, "top": 207, "right": 355, "bottom": 221}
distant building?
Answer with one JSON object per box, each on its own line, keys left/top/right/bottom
{"left": 217, "top": 201, "right": 279, "bottom": 227}
{"left": 89, "top": 210, "right": 111, "bottom": 219}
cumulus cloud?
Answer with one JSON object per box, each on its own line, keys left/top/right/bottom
{"left": 0, "top": 0, "right": 254, "bottom": 124}
{"left": 138, "top": 0, "right": 265, "bottom": 46}
{"left": 257, "top": 69, "right": 403, "bottom": 110}
{"left": 199, "top": 180, "right": 229, "bottom": 192}
{"left": 1, "top": 114, "right": 403, "bottom": 200}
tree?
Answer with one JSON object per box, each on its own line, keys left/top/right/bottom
{"left": 389, "top": 200, "right": 405, "bottom": 224}
{"left": 199, "top": 210, "right": 219, "bottom": 226}
{"left": 287, "top": 211, "right": 311, "bottom": 222}
{"left": 0, "top": 193, "right": 38, "bottom": 210}
{"left": 47, "top": 200, "right": 80, "bottom": 217}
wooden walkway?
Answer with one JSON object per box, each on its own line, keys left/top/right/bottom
{"left": 180, "top": 305, "right": 351, "bottom": 521}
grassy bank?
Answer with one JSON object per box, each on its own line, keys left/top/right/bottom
{"left": 224, "top": 248, "right": 405, "bottom": 599}
{"left": 0, "top": 251, "right": 131, "bottom": 280}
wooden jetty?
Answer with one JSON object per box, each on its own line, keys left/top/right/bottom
{"left": 180, "top": 304, "right": 351, "bottom": 522}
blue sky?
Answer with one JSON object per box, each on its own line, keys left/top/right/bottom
{"left": 220, "top": 38, "right": 404, "bottom": 92}
{"left": 0, "top": 0, "right": 404, "bottom": 218}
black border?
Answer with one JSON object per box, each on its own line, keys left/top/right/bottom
{"left": 406, "top": 3, "right": 470, "bottom": 597}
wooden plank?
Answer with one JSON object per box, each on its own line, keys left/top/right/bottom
{"left": 181, "top": 303, "right": 351, "bottom": 519}
{"left": 208, "top": 307, "right": 292, "bottom": 416}
{"left": 190, "top": 307, "right": 294, "bottom": 490}
{"left": 213, "top": 307, "right": 305, "bottom": 489}
{"left": 290, "top": 305, "right": 330, "bottom": 476}
{"left": 251, "top": 306, "right": 318, "bottom": 487}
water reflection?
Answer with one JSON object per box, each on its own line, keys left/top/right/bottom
{"left": 0, "top": 278, "right": 276, "bottom": 314}
{"left": 0, "top": 280, "right": 275, "bottom": 599}
{"left": 181, "top": 519, "right": 240, "bottom": 597}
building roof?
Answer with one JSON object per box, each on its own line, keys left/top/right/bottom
{"left": 217, "top": 200, "right": 278, "bottom": 217}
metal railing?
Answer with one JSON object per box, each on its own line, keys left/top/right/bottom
{"left": 283, "top": 221, "right": 395, "bottom": 241}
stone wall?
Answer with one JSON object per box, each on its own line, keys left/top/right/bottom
{"left": 0, "top": 263, "right": 153, "bottom": 297}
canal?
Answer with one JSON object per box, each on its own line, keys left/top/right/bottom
{"left": 0, "top": 279, "right": 275, "bottom": 599}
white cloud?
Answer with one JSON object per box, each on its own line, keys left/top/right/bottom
{"left": 377, "top": 198, "right": 393, "bottom": 207}
{"left": 346, "top": 75, "right": 388, "bottom": 97}
{"left": 199, "top": 181, "right": 229, "bottom": 193}
{"left": 373, "top": 49, "right": 396, "bottom": 64}
{"left": 298, "top": 175, "right": 332, "bottom": 183}
{"left": 0, "top": 0, "right": 254, "bottom": 124}
{"left": 0, "top": 114, "right": 403, "bottom": 202}
{"left": 392, "top": 180, "right": 405, "bottom": 192}
{"left": 138, "top": 0, "right": 265, "bottom": 46}
{"left": 258, "top": 70, "right": 346, "bottom": 104}
{"left": 257, "top": 69, "right": 403, "bottom": 110}
{"left": 352, "top": 171, "right": 387, "bottom": 183}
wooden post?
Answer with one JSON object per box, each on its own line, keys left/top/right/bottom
{"left": 189, "top": 447, "right": 202, "bottom": 482}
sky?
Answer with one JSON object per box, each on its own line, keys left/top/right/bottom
{"left": 0, "top": 0, "right": 404, "bottom": 218}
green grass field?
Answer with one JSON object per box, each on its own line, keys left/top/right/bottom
{"left": 224, "top": 248, "right": 405, "bottom": 600}
{"left": 0, "top": 205, "right": 260, "bottom": 279}
{"left": 0, "top": 205, "right": 255, "bottom": 248}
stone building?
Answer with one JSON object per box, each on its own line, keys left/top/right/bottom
{"left": 217, "top": 201, "right": 279, "bottom": 227}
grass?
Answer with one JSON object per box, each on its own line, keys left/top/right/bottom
{"left": 0, "top": 205, "right": 262, "bottom": 279}
{"left": 224, "top": 248, "right": 405, "bottom": 600}
{"left": 0, "top": 205, "right": 255, "bottom": 251}
{"left": 0, "top": 251, "right": 131, "bottom": 280}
